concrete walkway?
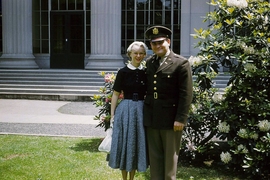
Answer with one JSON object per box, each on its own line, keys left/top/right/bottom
{"left": 0, "top": 99, "right": 106, "bottom": 137}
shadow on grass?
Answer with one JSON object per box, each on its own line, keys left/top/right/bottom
{"left": 70, "top": 138, "right": 102, "bottom": 152}
{"left": 69, "top": 138, "right": 151, "bottom": 179}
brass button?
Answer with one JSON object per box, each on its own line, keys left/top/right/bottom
{"left": 153, "top": 81, "right": 157, "bottom": 84}
{"left": 154, "top": 87, "right": 157, "bottom": 90}
{"left": 154, "top": 74, "right": 157, "bottom": 78}
{"left": 168, "top": 75, "right": 171, "bottom": 78}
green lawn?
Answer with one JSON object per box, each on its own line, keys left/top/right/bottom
{"left": 0, "top": 135, "right": 244, "bottom": 180}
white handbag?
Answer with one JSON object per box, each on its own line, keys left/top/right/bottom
{"left": 98, "top": 127, "right": 112, "bottom": 153}
{"left": 98, "top": 117, "right": 114, "bottom": 153}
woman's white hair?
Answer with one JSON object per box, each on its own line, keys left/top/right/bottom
{"left": 126, "top": 41, "right": 148, "bottom": 59}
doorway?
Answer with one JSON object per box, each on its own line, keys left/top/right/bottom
{"left": 50, "top": 12, "right": 84, "bottom": 69}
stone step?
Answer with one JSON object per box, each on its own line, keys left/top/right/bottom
{"left": 0, "top": 81, "right": 103, "bottom": 86}
{"left": 0, "top": 76, "right": 103, "bottom": 82}
{"left": 0, "top": 93, "right": 93, "bottom": 101}
{"left": 0, "top": 84, "right": 100, "bottom": 100}
{"left": 0, "top": 88, "right": 97, "bottom": 95}
{"left": 0, "top": 69, "right": 106, "bottom": 101}
{"left": 0, "top": 69, "right": 115, "bottom": 73}
{"left": 193, "top": 74, "right": 230, "bottom": 88}
{"left": 0, "top": 69, "right": 230, "bottom": 101}
{"left": 0, "top": 84, "right": 100, "bottom": 90}
{"left": 0, "top": 73, "right": 102, "bottom": 78}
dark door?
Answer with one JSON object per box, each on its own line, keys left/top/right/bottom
{"left": 50, "top": 12, "right": 84, "bottom": 69}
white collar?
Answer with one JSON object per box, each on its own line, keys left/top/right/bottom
{"left": 127, "top": 63, "right": 144, "bottom": 70}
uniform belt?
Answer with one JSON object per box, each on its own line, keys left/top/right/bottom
{"left": 154, "top": 92, "right": 158, "bottom": 99}
{"left": 124, "top": 93, "right": 144, "bottom": 101}
{"left": 147, "top": 92, "right": 171, "bottom": 99}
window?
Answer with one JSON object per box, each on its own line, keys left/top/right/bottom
{"left": 121, "top": 0, "right": 181, "bottom": 54}
{"left": 33, "top": 0, "right": 49, "bottom": 53}
{"left": 51, "top": 0, "right": 84, "bottom": 10}
{"left": 33, "top": 0, "right": 91, "bottom": 54}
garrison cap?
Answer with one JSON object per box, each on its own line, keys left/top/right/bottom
{"left": 145, "top": 26, "right": 172, "bottom": 42}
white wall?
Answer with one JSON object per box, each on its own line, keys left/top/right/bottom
{"left": 181, "top": 0, "right": 215, "bottom": 58}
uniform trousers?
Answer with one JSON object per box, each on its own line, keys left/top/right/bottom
{"left": 146, "top": 127, "right": 183, "bottom": 180}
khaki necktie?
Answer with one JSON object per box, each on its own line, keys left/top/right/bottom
{"left": 154, "top": 57, "right": 160, "bottom": 71}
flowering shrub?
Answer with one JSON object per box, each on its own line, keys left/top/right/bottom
{"left": 180, "top": 81, "right": 223, "bottom": 165}
{"left": 188, "top": 0, "right": 270, "bottom": 178}
{"left": 91, "top": 71, "right": 123, "bottom": 131}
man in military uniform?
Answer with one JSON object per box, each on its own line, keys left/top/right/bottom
{"left": 143, "top": 25, "right": 193, "bottom": 180}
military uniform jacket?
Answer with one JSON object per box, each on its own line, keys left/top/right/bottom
{"left": 143, "top": 51, "right": 193, "bottom": 129}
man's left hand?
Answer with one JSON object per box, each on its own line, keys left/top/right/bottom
{"left": 173, "top": 121, "right": 185, "bottom": 132}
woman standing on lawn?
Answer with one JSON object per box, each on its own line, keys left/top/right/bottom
{"left": 109, "top": 41, "right": 148, "bottom": 180}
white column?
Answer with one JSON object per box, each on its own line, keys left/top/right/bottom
{"left": 180, "top": 0, "right": 191, "bottom": 57}
{"left": 86, "top": 0, "right": 123, "bottom": 70}
{"left": 0, "top": 0, "right": 38, "bottom": 69}
{"left": 181, "top": 0, "right": 211, "bottom": 57}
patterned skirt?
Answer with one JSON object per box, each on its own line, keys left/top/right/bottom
{"left": 108, "top": 99, "right": 148, "bottom": 172}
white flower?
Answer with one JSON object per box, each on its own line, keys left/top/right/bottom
{"left": 188, "top": 56, "right": 194, "bottom": 66}
{"left": 188, "top": 56, "right": 203, "bottom": 67}
{"left": 190, "top": 104, "right": 198, "bottom": 114}
{"left": 212, "top": 93, "right": 223, "bottom": 103}
{"left": 237, "top": 144, "right": 244, "bottom": 151}
{"left": 249, "top": 132, "right": 259, "bottom": 140}
{"left": 227, "top": 0, "right": 248, "bottom": 9}
{"left": 264, "top": 15, "right": 269, "bottom": 25}
{"left": 218, "top": 122, "right": 230, "bottom": 133}
{"left": 236, "top": 144, "right": 248, "bottom": 154}
{"left": 236, "top": 41, "right": 247, "bottom": 50}
{"left": 243, "top": 46, "right": 255, "bottom": 54}
{"left": 237, "top": 128, "right": 249, "bottom": 139}
{"left": 242, "top": 148, "right": 248, "bottom": 154}
{"left": 258, "top": 120, "right": 270, "bottom": 132}
{"left": 220, "top": 151, "right": 232, "bottom": 164}
{"left": 244, "top": 63, "right": 256, "bottom": 72}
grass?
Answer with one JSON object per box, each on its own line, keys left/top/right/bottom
{"left": 0, "top": 135, "right": 245, "bottom": 180}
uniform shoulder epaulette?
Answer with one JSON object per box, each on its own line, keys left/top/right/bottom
{"left": 174, "top": 54, "right": 186, "bottom": 60}
{"left": 173, "top": 53, "right": 180, "bottom": 58}
{"left": 173, "top": 53, "right": 183, "bottom": 58}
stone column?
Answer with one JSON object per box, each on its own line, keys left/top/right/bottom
{"left": 180, "top": 0, "right": 191, "bottom": 57}
{"left": 181, "top": 0, "right": 212, "bottom": 57}
{"left": 85, "top": 0, "right": 123, "bottom": 70}
{"left": 0, "top": 0, "right": 38, "bottom": 69}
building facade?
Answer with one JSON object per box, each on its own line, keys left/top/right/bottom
{"left": 0, "top": 0, "right": 213, "bottom": 69}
